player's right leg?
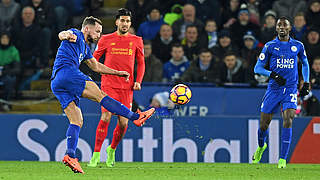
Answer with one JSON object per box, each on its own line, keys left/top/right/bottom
{"left": 88, "top": 112, "right": 112, "bottom": 167}
{"left": 62, "top": 101, "right": 85, "bottom": 174}
{"left": 82, "top": 81, "right": 155, "bottom": 126}
{"left": 252, "top": 113, "right": 273, "bottom": 164}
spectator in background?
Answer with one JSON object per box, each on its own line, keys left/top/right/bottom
{"left": 26, "top": 0, "right": 55, "bottom": 67}
{"left": 11, "top": 6, "right": 41, "bottom": 70}
{"left": 240, "top": 31, "right": 261, "bottom": 69}
{"left": 142, "top": 40, "right": 163, "bottom": 82}
{"left": 137, "top": 6, "right": 164, "bottom": 40}
{"left": 220, "top": 51, "right": 249, "bottom": 84}
{"left": 163, "top": 4, "right": 183, "bottom": 26}
{"left": 0, "top": 31, "right": 20, "bottom": 111}
{"left": 246, "top": 0, "right": 260, "bottom": 25}
{"left": 221, "top": 0, "right": 240, "bottom": 29}
{"left": 210, "top": 29, "right": 239, "bottom": 61}
{"left": 125, "top": 0, "right": 154, "bottom": 30}
{"left": 303, "top": 27, "right": 320, "bottom": 65}
{"left": 260, "top": 10, "right": 277, "bottom": 44}
{"left": 149, "top": 91, "right": 174, "bottom": 116}
{"left": 182, "top": 24, "right": 208, "bottom": 61}
{"left": 292, "top": 12, "right": 307, "bottom": 41}
{"left": 11, "top": 6, "right": 42, "bottom": 90}
{"left": 310, "top": 57, "right": 320, "bottom": 86}
{"left": 0, "top": 0, "right": 21, "bottom": 32}
{"left": 305, "top": 0, "right": 320, "bottom": 29}
{"left": 205, "top": 19, "right": 218, "bottom": 49}
{"left": 172, "top": 3, "right": 204, "bottom": 41}
{"left": 152, "top": 24, "right": 179, "bottom": 63}
{"left": 181, "top": 48, "right": 220, "bottom": 84}
{"left": 230, "top": 4, "right": 260, "bottom": 48}
{"left": 129, "top": 27, "right": 136, "bottom": 34}
{"left": 186, "top": 0, "right": 221, "bottom": 26}
{"left": 272, "top": 0, "right": 306, "bottom": 21}
{"left": 163, "top": 43, "right": 189, "bottom": 83}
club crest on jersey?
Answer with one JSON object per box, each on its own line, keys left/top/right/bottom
{"left": 259, "top": 53, "right": 265, "bottom": 60}
{"left": 291, "top": 46, "right": 297, "bottom": 52}
{"left": 79, "top": 53, "right": 84, "bottom": 63}
{"left": 110, "top": 42, "right": 116, "bottom": 46}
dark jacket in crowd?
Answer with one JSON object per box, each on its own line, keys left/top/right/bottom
{"left": 181, "top": 58, "right": 220, "bottom": 84}
{"left": 143, "top": 54, "right": 163, "bottom": 82}
{"left": 152, "top": 34, "right": 180, "bottom": 63}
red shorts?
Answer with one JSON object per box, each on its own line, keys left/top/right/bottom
{"left": 101, "top": 86, "right": 133, "bottom": 113}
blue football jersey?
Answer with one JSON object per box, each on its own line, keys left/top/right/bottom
{"left": 257, "top": 37, "right": 307, "bottom": 89}
{"left": 163, "top": 59, "right": 190, "bottom": 82}
{"left": 51, "top": 29, "right": 93, "bottom": 78}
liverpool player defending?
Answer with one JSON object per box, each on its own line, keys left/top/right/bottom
{"left": 87, "top": 8, "right": 146, "bottom": 168}
{"left": 51, "top": 16, "right": 155, "bottom": 174}
{"left": 253, "top": 17, "right": 310, "bottom": 168}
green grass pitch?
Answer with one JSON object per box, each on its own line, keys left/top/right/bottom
{"left": 1, "top": 161, "right": 320, "bottom": 180}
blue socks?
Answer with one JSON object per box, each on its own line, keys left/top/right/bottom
{"left": 280, "top": 127, "right": 292, "bottom": 160}
{"left": 100, "top": 96, "right": 139, "bottom": 121}
{"left": 66, "top": 124, "right": 80, "bottom": 158}
{"left": 258, "top": 128, "right": 269, "bottom": 147}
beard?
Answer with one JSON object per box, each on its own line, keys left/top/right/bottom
{"left": 87, "top": 33, "right": 95, "bottom": 43}
{"left": 118, "top": 26, "right": 129, "bottom": 34}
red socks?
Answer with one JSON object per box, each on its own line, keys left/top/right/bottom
{"left": 110, "top": 124, "right": 128, "bottom": 149}
{"left": 94, "top": 120, "right": 109, "bottom": 152}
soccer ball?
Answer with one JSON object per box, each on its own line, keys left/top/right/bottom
{"left": 169, "top": 84, "right": 192, "bottom": 105}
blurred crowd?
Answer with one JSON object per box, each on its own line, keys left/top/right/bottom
{"left": 125, "top": 0, "right": 320, "bottom": 88}
{"left": 1, "top": 0, "right": 320, "bottom": 115}
{"left": 0, "top": 0, "right": 102, "bottom": 104}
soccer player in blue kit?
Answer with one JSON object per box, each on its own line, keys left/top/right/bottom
{"left": 50, "top": 16, "right": 155, "bottom": 173}
{"left": 252, "top": 17, "right": 310, "bottom": 168}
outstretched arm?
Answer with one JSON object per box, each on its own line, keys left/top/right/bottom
{"left": 85, "top": 58, "right": 129, "bottom": 80}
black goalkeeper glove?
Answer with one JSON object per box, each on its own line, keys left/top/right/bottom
{"left": 300, "top": 82, "right": 310, "bottom": 97}
{"left": 270, "top": 71, "right": 286, "bottom": 86}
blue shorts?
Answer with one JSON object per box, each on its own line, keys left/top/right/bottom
{"left": 51, "top": 67, "right": 92, "bottom": 109}
{"left": 261, "top": 87, "right": 298, "bottom": 114}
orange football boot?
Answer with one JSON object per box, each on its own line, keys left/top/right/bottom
{"left": 133, "top": 108, "right": 155, "bottom": 127}
{"left": 62, "top": 154, "right": 84, "bottom": 174}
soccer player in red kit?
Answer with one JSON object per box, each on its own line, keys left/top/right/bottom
{"left": 87, "top": 8, "right": 145, "bottom": 167}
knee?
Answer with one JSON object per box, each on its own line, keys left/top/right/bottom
{"left": 101, "top": 112, "right": 112, "bottom": 122}
{"left": 259, "top": 123, "right": 269, "bottom": 131}
{"left": 118, "top": 120, "right": 128, "bottom": 129}
{"left": 283, "top": 118, "right": 293, "bottom": 128}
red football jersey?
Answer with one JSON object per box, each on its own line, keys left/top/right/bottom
{"left": 93, "top": 32, "right": 145, "bottom": 89}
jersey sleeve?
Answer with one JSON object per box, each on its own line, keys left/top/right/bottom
{"left": 298, "top": 42, "right": 310, "bottom": 83}
{"left": 93, "top": 36, "right": 107, "bottom": 61}
{"left": 135, "top": 37, "right": 145, "bottom": 83}
{"left": 254, "top": 43, "right": 272, "bottom": 77}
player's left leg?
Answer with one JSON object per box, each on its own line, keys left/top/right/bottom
{"left": 107, "top": 116, "right": 128, "bottom": 167}
{"left": 107, "top": 89, "right": 131, "bottom": 167}
{"left": 62, "top": 101, "right": 85, "bottom": 174}
{"left": 278, "top": 108, "right": 295, "bottom": 168}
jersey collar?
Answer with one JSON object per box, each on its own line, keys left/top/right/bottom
{"left": 275, "top": 36, "right": 293, "bottom": 43}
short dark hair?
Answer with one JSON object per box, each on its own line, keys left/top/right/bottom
{"left": 198, "top": 48, "right": 212, "bottom": 55}
{"left": 278, "top": 16, "right": 291, "bottom": 25}
{"left": 185, "top": 24, "right": 198, "bottom": 31}
{"left": 171, "top": 43, "right": 183, "bottom": 50}
{"left": 82, "top": 16, "right": 102, "bottom": 28}
{"left": 116, "top": 8, "right": 132, "bottom": 20}
{"left": 223, "top": 51, "right": 237, "bottom": 59}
